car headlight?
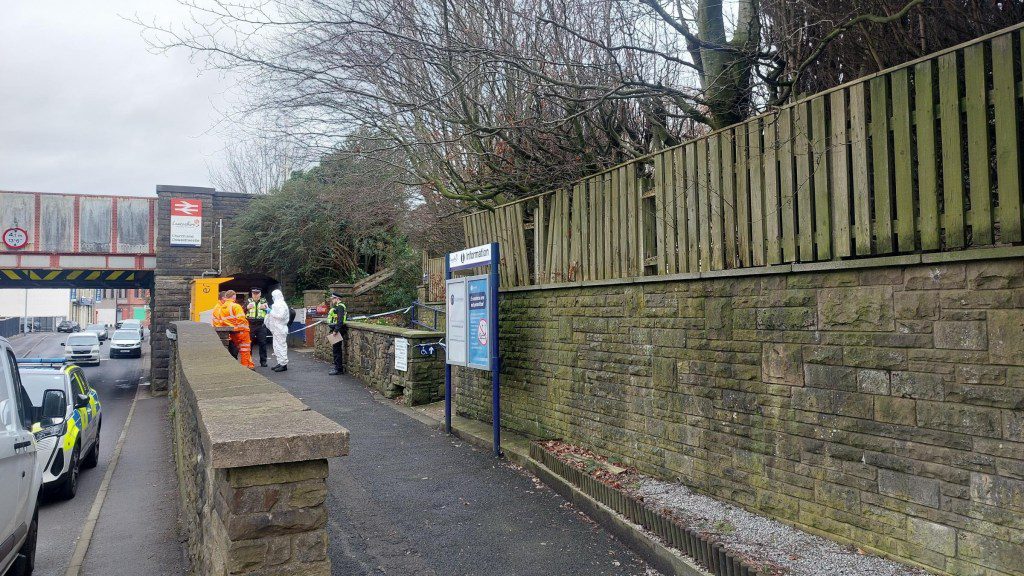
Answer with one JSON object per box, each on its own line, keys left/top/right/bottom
{"left": 35, "top": 420, "right": 67, "bottom": 441}
{"left": 92, "top": 346, "right": 100, "bottom": 353}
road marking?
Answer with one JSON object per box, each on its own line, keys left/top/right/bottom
{"left": 63, "top": 383, "right": 142, "bottom": 576}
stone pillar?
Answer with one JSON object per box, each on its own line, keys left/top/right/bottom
{"left": 152, "top": 185, "right": 216, "bottom": 392}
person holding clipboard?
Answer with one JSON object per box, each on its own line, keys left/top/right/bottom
{"left": 326, "top": 292, "right": 348, "bottom": 375}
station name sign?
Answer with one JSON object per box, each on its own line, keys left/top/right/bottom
{"left": 169, "top": 198, "right": 203, "bottom": 247}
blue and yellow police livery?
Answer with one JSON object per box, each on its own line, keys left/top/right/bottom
{"left": 17, "top": 359, "right": 102, "bottom": 500}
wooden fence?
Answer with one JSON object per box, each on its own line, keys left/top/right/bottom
{"left": 463, "top": 23, "right": 1024, "bottom": 288}
{"left": 422, "top": 252, "right": 446, "bottom": 302}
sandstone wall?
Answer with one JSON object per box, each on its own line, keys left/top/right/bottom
{"left": 153, "top": 187, "right": 255, "bottom": 391}
{"left": 170, "top": 321, "right": 348, "bottom": 576}
{"left": 455, "top": 255, "right": 1024, "bottom": 576}
{"left": 313, "top": 322, "right": 445, "bottom": 405}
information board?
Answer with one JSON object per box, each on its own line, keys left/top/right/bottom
{"left": 394, "top": 337, "right": 408, "bottom": 372}
{"left": 445, "top": 278, "right": 468, "bottom": 366}
{"left": 466, "top": 276, "right": 490, "bottom": 370}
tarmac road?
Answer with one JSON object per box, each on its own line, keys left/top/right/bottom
{"left": 10, "top": 331, "right": 149, "bottom": 576}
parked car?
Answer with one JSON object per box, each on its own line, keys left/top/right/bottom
{"left": 0, "top": 338, "right": 41, "bottom": 576}
{"left": 83, "top": 324, "right": 108, "bottom": 342}
{"left": 56, "top": 321, "right": 79, "bottom": 333}
{"left": 119, "top": 319, "right": 144, "bottom": 341}
{"left": 61, "top": 333, "right": 100, "bottom": 367}
{"left": 108, "top": 330, "right": 143, "bottom": 359}
{"left": 17, "top": 359, "right": 101, "bottom": 501}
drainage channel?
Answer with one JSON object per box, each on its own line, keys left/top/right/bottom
{"left": 530, "top": 443, "right": 760, "bottom": 576}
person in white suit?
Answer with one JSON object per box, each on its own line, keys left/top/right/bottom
{"left": 266, "top": 288, "right": 290, "bottom": 372}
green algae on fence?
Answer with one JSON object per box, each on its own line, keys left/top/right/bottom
{"left": 464, "top": 23, "right": 1024, "bottom": 289}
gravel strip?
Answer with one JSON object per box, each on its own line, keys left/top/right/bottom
{"left": 635, "top": 477, "right": 928, "bottom": 576}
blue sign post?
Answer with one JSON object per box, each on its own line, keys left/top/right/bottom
{"left": 445, "top": 242, "right": 501, "bottom": 457}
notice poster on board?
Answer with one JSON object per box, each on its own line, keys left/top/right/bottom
{"left": 394, "top": 337, "right": 408, "bottom": 372}
{"left": 445, "top": 278, "right": 467, "bottom": 366}
{"left": 466, "top": 277, "right": 490, "bottom": 370}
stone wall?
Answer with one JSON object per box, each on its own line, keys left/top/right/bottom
{"left": 313, "top": 322, "right": 445, "bottom": 405}
{"left": 152, "top": 186, "right": 255, "bottom": 391}
{"left": 455, "top": 253, "right": 1024, "bottom": 576}
{"left": 169, "top": 321, "right": 349, "bottom": 576}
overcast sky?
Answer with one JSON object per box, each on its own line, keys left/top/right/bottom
{"left": 0, "top": 0, "right": 233, "bottom": 197}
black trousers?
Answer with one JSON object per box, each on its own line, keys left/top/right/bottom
{"left": 250, "top": 321, "right": 268, "bottom": 363}
{"left": 332, "top": 340, "right": 345, "bottom": 372}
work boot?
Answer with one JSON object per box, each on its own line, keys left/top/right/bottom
{"left": 260, "top": 361, "right": 268, "bottom": 367}
{"left": 272, "top": 364, "right": 287, "bottom": 372}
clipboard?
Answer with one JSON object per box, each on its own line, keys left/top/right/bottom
{"left": 327, "top": 332, "right": 344, "bottom": 345}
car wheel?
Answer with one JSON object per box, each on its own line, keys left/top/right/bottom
{"left": 10, "top": 506, "right": 37, "bottom": 576}
{"left": 57, "top": 444, "right": 80, "bottom": 500}
{"left": 83, "top": 425, "right": 100, "bottom": 469}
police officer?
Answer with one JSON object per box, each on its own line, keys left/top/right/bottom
{"left": 326, "top": 292, "right": 347, "bottom": 375}
{"left": 246, "top": 287, "right": 270, "bottom": 367}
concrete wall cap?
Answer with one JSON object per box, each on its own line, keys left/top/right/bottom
{"left": 346, "top": 321, "right": 443, "bottom": 338}
{"left": 171, "top": 321, "right": 349, "bottom": 469}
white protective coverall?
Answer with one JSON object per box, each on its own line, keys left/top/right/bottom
{"left": 266, "top": 289, "right": 290, "bottom": 366}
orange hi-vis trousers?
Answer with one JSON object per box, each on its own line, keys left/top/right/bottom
{"left": 229, "top": 329, "right": 254, "bottom": 369}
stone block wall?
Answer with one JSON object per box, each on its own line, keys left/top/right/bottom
{"left": 313, "top": 322, "right": 445, "bottom": 405}
{"left": 170, "top": 321, "right": 348, "bottom": 576}
{"left": 455, "top": 255, "right": 1024, "bottom": 576}
{"left": 152, "top": 187, "right": 255, "bottom": 391}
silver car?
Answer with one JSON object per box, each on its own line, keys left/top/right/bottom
{"left": 84, "top": 324, "right": 108, "bottom": 342}
{"left": 108, "top": 330, "right": 143, "bottom": 359}
{"left": 62, "top": 333, "right": 100, "bottom": 367}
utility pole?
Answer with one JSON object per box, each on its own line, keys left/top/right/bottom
{"left": 23, "top": 288, "right": 28, "bottom": 333}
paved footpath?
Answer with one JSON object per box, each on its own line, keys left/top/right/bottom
{"left": 81, "top": 388, "right": 184, "bottom": 576}
{"left": 266, "top": 351, "right": 655, "bottom": 576}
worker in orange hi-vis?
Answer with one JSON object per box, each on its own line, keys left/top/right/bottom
{"left": 221, "top": 290, "right": 255, "bottom": 369}
{"left": 211, "top": 291, "right": 239, "bottom": 359}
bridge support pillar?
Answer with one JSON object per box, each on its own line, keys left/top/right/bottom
{"left": 152, "top": 185, "right": 256, "bottom": 392}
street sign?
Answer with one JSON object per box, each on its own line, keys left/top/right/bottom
{"left": 2, "top": 227, "right": 28, "bottom": 249}
{"left": 445, "top": 278, "right": 468, "bottom": 366}
{"left": 169, "top": 198, "right": 203, "bottom": 246}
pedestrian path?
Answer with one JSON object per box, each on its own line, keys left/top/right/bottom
{"left": 265, "top": 351, "right": 655, "bottom": 576}
{"left": 80, "top": 388, "right": 184, "bottom": 576}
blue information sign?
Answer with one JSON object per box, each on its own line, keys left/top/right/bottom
{"left": 467, "top": 277, "right": 489, "bottom": 369}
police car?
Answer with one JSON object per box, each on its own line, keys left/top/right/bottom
{"left": 16, "top": 359, "right": 102, "bottom": 500}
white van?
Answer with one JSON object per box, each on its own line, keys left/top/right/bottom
{"left": 0, "top": 337, "right": 41, "bottom": 575}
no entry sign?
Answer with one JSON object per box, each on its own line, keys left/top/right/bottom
{"left": 169, "top": 198, "right": 202, "bottom": 246}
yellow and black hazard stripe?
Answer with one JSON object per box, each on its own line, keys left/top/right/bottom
{"left": 0, "top": 269, "right": 154, "bottom": 288}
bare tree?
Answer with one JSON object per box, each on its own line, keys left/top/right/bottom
{"left": 142, "top": 0, "right": 1018, "bottom": 208}
{"left": 208, "top": 137, "right": 301, "bottom": 195}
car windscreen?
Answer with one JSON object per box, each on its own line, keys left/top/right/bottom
{"left": 66, "top": 335, "right": 98, "bottom": 346}
{"left": 20, "top": 372, "right": 68, "bottom": 406}
{"left": 121, "top": 321, "right": 140, "bottom": 328}
{"left": 112, "top": 330, "right": 139, "bottom": 341}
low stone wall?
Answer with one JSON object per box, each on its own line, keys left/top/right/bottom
{"left": 313, "top": 322, "right": 445, "bottom": 405}
{"left": 170, "top": 321, "right": 349, "bottom": 576}
{"left": 456, "top": 253, "right": 1024, "bottom": 576}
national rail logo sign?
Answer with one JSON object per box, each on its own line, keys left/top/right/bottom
{"left": 169, "top": 198, "right": 202, "bottom": 247}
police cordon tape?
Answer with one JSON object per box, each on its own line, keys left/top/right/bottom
{"left": 285, "top": 306, "right": 414, "bottom": 335}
